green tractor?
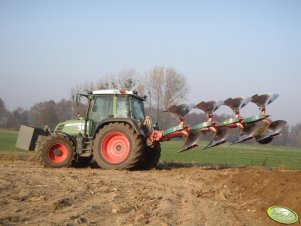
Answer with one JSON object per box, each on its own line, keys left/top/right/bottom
{"left": 17, "top": 89, "right": 161, "bottom": 170}
{"left": 16, "top": 90, "right": 287, "bottom": 170}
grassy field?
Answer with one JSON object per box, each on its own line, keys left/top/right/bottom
{"left": 0, "top": 129, "right": 24, "bottom": 152}
{"left": 1, "top": 129, "right": 300, "bottom": 169}
{"left": 161, "top": 140, "right": 301, "bottom": 170}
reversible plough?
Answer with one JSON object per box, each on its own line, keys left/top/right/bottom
{"left": 147, "top": 93, "right": 287, "bottom": 152}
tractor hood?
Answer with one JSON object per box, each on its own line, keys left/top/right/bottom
{"left": 54, "top": 119, "right": 86, "bottom": 135}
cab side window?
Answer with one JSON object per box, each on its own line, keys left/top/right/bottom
{"left": 131, "top": 98, "right": 145, "bottom": 122}
{"left": 90, "top": 95, "right": 113, "bottom": 121}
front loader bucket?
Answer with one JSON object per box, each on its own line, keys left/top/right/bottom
{"left": 164, "top": 103, "right": 194, "bottom": 117}
{"left": 232, "top": 123, "right": 261, "bottom": 144}
{"left": 204, "top": 128, "right": 230, "bottom": 149}
{"left": 194, "top": 100, "right": 223, "bottom": 114}
{"left": 224, "top": 97, "right": 251, "bottom": 112}
{"left": 256, "top": 120, "right": 287, "bottom": 142}
{"left": 251, "top": 93, "right": 279, "bottom": 107}
{"left": 179, "top": 130, "right": 204, "bottom": 152}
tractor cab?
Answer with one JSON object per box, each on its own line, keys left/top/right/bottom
{"left": 53, "top": 90, "right": 146, "bottom": 139}
{"left": 85, "top": 90, "right": 146, "bottom": 138}
{"left": 89, "top": 90, "right": 145, "bottom": 121}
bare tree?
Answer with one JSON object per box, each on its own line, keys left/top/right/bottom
{"left": 272, "top": 125, "right": 289, "bottom": 146}
{"left": 118, "top": 68, "right": 137, "bottom": 90}
{"left": 147, "top": 66, "right": 165, "bottom": 123}
{"left": 6, "top": 107, "right": 29, "bottom": 129}
{"left": 55, "top": 99, "right": 74, "bottom": 122}
{"left": 146, "top": 66, "right": 189, "bottom": 128}
{"left": 0, "top": 98, "right": 8, "bottom": 127}
{"left": 54, "top": 99, "right": 86, "bottom": 121}
{"left": 96, "top": 74, "right": 117, "bottom": 90}
{"left": 29, "top": 100, "right": 59, "bottom": 130}
{"left": 70, "top": 82, "right": 96, "bottom": 102}
{"left": 185, "top": 112, "right": 207, "bottom": 126}
{"left": 289, "top": 123, "right": 301, "bottom": 147}
{"left": 70, "top": 68, "right": 145, "bottom": 101}
{"left": 163, "top": 67, "right": 189, "bottom": 109}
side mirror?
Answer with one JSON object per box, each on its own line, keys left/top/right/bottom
{"left": 75, "top": 94, "right": 81, "bottom": 106}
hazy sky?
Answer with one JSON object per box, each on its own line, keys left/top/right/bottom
{"left": 0, "top": 0, "right": 300, "bottom": 125}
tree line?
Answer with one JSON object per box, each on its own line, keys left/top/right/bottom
{"left": 0, "top": 98, "right": 86, "bottom": 131}
{"left": 1, "top": 66, "right": 300, "bottom": 147}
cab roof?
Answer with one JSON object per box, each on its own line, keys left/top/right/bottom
{"left": 92, "top": 89, "right": 146, "bottom": 101}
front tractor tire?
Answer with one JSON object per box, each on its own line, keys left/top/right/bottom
{"left": 93, "top": 123, "right": 143, "bottom": 170}
{"left": 38, "top": 135, "right": 75, "bottom": 168}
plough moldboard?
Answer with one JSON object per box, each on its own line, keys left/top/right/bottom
{"left": 149, "top": 93, "right": 287, "bottom": 152}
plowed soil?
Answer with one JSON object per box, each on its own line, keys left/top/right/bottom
{"left": 0, "top": 154, "right": 300, "bottom": 226}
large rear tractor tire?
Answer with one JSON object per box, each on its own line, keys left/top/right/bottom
{"left": 37, "top": 135, "right": 75, "bottom": 168}
{"left": 138, "top": 145, "right": 161, "bottom": 170}
{"left": 93, "top": 123, "right": 143, "bottom": 170}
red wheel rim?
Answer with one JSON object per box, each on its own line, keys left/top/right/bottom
{"left": 101, "top": 132, "right": 130, "bottom": 164}
{"left": 48, "top": 143, "right": 68, "bottom": 163}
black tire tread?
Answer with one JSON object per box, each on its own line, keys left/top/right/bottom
{"left": 93, "top": 122, "right": 143, "bottom": 170}
{"left": 37, "top": 134, "right": 75, "bottom": 168}
{"left": 136, "top": 145, "right": 161, "bottom": 170}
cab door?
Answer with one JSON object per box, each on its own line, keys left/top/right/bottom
{"left": 87, "top": 95, "right": 113, "bottom": 137}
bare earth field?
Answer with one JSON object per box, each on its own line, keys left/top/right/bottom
{"left": 0, "top": 157, "right": 300, "bottom": 226}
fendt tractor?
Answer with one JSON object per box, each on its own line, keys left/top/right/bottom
{"left": 16, "top": 90, "right": 287, "bottom": 170}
